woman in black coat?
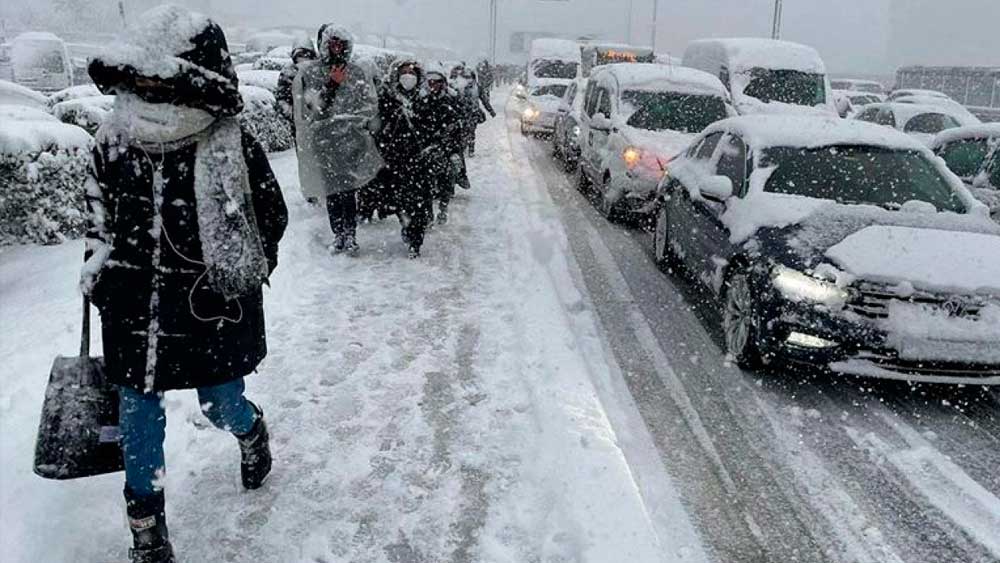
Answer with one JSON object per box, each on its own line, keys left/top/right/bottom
{"left": 83, "top": 6, "right": 287, "bottom": 562}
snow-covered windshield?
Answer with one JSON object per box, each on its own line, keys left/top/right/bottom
{"left": 621, "top": 91, "right": 728, "bottom": 133}
{"left": 743, "top": 68, "right": 826, "bottom": 106}
{"left": 904, "top": 113, "right": 960, "bottom": 135}
{"left": 532, "top": 59, "right": 578, "bottom": 80}
{"left": 532, "top": 84, "right": 568, "bottom": 98}
{"left": 762, "top": 146, "right": 966, "bottom": 213}
{"left": 13, "top": 41, "right": 64, "bottom": 73}
{"left": 989, "top": 152, "right": 1000, "bottom": 188}
{"left": 939, "top": 139, "right": 990, "bottom": 178}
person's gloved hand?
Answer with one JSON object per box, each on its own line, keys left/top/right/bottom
{"left": 329, "top": 65, "right": 348, "bottom": 85}
{"left": 488, "top": 109, "right": 497, "bottom": 118}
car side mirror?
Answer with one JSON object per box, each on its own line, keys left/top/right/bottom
{"left": 701, "top": 175, "right": 734, "bottom": 202}
{"left": 592, "top": 112, "right": 611, "bottom": 131}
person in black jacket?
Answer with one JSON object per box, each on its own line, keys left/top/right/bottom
{"left": 84, "top": 6, "right": 288, "bottom": 562}
{"left": 376, "top": 58, "right": 433, "bottom": 257}
{"left": 417, "top": 65, "right": 465, "bottom": 224}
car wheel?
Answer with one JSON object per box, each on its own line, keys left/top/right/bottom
{"left": 520, "top": 121, "right": 528, "bottom": 137}
{"left": 723, "top": 270, "right": 764, "bottom": 370}
{"left": 552, "top": 134, "right": 562, "bottom": 160}
{"left": 653, "top": 204, "right": 675, "bottom": 266}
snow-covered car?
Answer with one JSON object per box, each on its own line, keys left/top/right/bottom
{"left": 578, "top": 63, "right": 733, "bottom": 218}
{"left": 527, "top": 38, "right": 581, "bottom": 88}
{"left": 253, "top": 45, "right": 292, "bottom": 71}
{"left": 9, "top": 32, "right": 73, "bottom": 92}
{"left": 237, "top": 69, "right": 280, "bottom": 93}
{"left": 887, "top": 88, "right": 950, "bottom": 102}
{"left": 51, "top": 95, "right": 115, "bottom": 135}
{"left": 854, "top": 102, "right": 962, "bottom": 146}
{"left": 653, "top": 114, "right": 1000, "bottom": 384}
{"left": 832, "top": 89, "right": 881, "bottom": 118}
{"left": 245, "top": 31, "right": 296, "bottom": 54}
{"left": 682, "top": 38, "right": 836, "bottom": 116}
{"left": 520, "top": 80, "right": 571, "bottom": 136}
{"left": 237, "top": 85, "right": 293, "bottom": 153}
{"left": 892, "top": 95, "right": 981, "bottom": 126}
{"left": 932, "top": 124, "right": 1000, "bottom": 221}
{"left": 0, "top": 78, "right": 48, "bottom": 109}
{"left": 1, "top": 104, "right": 93, "bottom": 244}
{"left": 551, "top": 78, "right": 588, "bottom": 172}
{"left": 47, "top": 84, "right": 102, "bottom": 107}
{"left": 830, "top": 78, "right": 886, "bottom": 98}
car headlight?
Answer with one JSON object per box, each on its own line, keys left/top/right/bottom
{"left": 771, "top": 265, "right": 848, "bottom": 307}
{"left": 572, "top": 125, "right": 581, "bottom": 138}
{"left": 622, "top": 146, "right": 641, "bottom": 168}
{"left": 523, "top": 107, "right": 540, "bottom": 120}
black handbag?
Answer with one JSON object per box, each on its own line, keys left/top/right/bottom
{"left": 34, "top": 297, "right": 124, "bottom": 480}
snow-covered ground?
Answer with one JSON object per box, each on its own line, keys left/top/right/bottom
{"left": 0, "top": 94, "right": 707, "bottom": 562}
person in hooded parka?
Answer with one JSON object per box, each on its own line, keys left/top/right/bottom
{"left": 293, "top": 24, "right": 383, "bottom": 255}
{"left": 451, "top": 62, "right": 496, "bottom": 157}
{"left": 415, "top": 64, "right": 465, "bottom": 225}
{"left": 375, "top": 58, "right": 435, "bottom": 257}
{"left": 84, "top": 6, "right": 288, "bottom": 562}
{"left": 275, "top": 37, "right": 317, "bottom": 134}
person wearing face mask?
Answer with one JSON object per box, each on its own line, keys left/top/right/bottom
{"left": 450, "top": 63, "right": 496, "bottom": 158}
{"left": 374, "top": 59, "right": 433, "bottom": 257}
{"left": 293, "top": 24, "right": 383, "bottom": 255}
{"left": 84, "top": 6, "right": 288, "bottom": 561}
{"left": 417, "top": 64, "right": 465, "bottom": 225}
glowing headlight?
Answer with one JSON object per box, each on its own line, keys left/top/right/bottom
{"left": 523, "top": 107, "right": 540, "bottom": 120}
{"left": 572, "top": 125, "right": 581, "bottom": 138}
{"left": 772, "top": 265, "right": 848, "bottom": 306}
{"left": 623, "top": 147, "right": 641, "bottom": 168}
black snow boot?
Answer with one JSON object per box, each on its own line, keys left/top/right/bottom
{"left": 124, "top": 487, "right": 175, "bottom": 563}
{"left": 237, "top": 402, "right": 272, "bottom": 490}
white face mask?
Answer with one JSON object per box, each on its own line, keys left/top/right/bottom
{"left": 399, "top": 74, "right": 419, "bottom": 91}
{"left": 453, "top": 77, "right": 469, "bottom": 90}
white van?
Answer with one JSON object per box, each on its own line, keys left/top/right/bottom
{"left": 10, "top": 32, "right": 73, "bottom": 92}
{"left": 526, "top": 38, "right": 581, "bottom": 89}
{"left": 682, "top": 38, "right": 835, "bottom": 116}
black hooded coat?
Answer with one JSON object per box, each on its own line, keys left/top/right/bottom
{"left": 86, "top": 7, "right": 288, "bottom": 393}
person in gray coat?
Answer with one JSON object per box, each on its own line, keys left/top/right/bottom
{"left": 293, "top": 24, "right": 383, "bottom": 255}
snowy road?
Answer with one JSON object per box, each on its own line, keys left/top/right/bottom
{"left": 510, "top": 108, "right": 1000, "bottom": 562}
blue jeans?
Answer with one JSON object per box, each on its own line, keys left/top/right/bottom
{"left": 119, "top": 378, "right": 258, "bottom": 497}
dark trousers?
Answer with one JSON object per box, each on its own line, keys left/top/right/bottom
{"left": 326, "top": 190, "right": 358, "bottom": 237}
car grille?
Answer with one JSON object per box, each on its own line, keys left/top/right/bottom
{"left": 847, "top": 283, "right": 987, "bottom": 320}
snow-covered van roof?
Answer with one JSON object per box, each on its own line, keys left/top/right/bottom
{"left": 528, "top": 38, "right": 581, "bottom": 62}
{"left": 705, "top": 115, "right": 929, "bottom": 152}
{"left": 686, "top": 38, "right": 826, "bottom": 74}
{"left": 12, "top": 32, "right": 64, "bottom": 44}
{"left": 931, "top": 123, "right": 1000, "bottom": 148}
{"left": 592, "top": 63, "right": 727, "bottom": 97}
{"left": 867, "top": 102, "right": 964, "bottom": 127}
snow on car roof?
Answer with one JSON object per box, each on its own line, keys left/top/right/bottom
{"left": 688, "top": 37, "right": 826, "bottom": 74}
{"left": 892, "top": 88, "right": 948, "bottom": 99}
{"left": 12, "top": 32, "right": 63, "bottom": 44}
{"left": 529, "top": 38, "right": 581, "bottom": 61}
{"left": 707, "top": 114, "right": 928, "bottom": 151}
{"left": 871, "top": 102, "right": 964, "bottom": 126}
{"left": 931, "top": 123, "right": 1000, "bottom": 148}
{"left": 593, "top": 63, "right": 727, "bottom": 96}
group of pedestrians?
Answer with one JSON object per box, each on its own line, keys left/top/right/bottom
{"left": 74, "top": 5, "right": 499, "bottom": 562}
{"left": 287, "top": 27, "right": 496, "bottom": 258}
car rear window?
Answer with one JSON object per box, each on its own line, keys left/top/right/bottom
{"left": 532, "top": 60, "right": 578, "bottom": 80}
{"left": 904, "top": 113, "right": 960, "bottom": 134}
{"left": 938, "top": 138, "right": 990, "bottom": 179}
{"left": 762, "top": 145, "right": 966, "bottom": 213}
{"left": 742, "top": 68, "right": 827, "bottom": 107}
{"left": 532, "top": 84, "right": 568, "bottom": 98}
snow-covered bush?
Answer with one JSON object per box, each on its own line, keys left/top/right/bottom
{"left": 237, "top": 85, "right": 292, "bottom": 152}
{"left": 237, "top": 69, "right": 279, "bottom": 93}
{"left": 0, "top": 79, "right": 49, "bottom": 109}
{"left": 52, "top": 95, "right": 114, "bottom": 135}
{"left": 47, "top": 84, "right": 102, "bottom": 107}
{"left": 0, "top": 105, "right": 93, "bottom": 245}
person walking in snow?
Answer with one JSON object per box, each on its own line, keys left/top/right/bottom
{"left": 451, "top": 62, "right": 496, "bottom": 157}
{"left": 83, "top": 6, "right": 288, "bottom": 562}
{"left": 476, "top": 57, "right": 494, "bottom": 94}
{"left": 376, "top": 58, "right": 434, "bottom": 257}
{"left": 417, "top": 64, "right": 465, "bottom": 225}
{"left": 275, "top": 38, "right": 317, "bottom": 135}
{"left": 293, "top": 24, "right": 383, "bottom": 255}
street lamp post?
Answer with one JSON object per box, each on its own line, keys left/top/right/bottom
{"left": 626, "top": 0, "right": 634, "bottom": 44}
{"left": 650, "top": 0, "right": 659, "bottom": 51}
{"left": 771, "top": 0, "right": 784, "bottom": 39}
{"left": 489, "top": 0, "right": 498, "bottom": 64}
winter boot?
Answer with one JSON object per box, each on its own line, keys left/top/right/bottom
{"left": 408, "top": 245, "right": 421, "bottom": 259}
{"left": 237, "top": 402, "right": 272, "bottom": 490}
{"left": 124, "top": 487, "right": 175, "bottom": 563}
{"left": 343, "top": 234, "right": 360, "bottom": 256}
{"left": 330, "top": 234, "right": 346, "bottom": 255}
{"left": 437, "top": 202, "right": 449, "bottom": 225}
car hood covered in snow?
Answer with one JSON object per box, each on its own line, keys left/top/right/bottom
{"left": 625, "top": 126, "right": 695, "bottom": 161}
{"left": 751, "top": 202, "right": 1000, "bottom": 293}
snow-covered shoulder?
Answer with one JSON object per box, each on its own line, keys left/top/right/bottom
{"left": 95, "top": 5, "right": 213, "bottom": 79}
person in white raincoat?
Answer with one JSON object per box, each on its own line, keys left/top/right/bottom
{"left": 293, "top": 24, "right": 383, "bottom": 254}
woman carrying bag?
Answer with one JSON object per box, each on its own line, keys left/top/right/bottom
{"left": 80, "top": 6, "right": 288, "bottom": 562}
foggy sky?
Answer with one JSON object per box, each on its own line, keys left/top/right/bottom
{"left": 2, "top": 0, "right": 997, "bottom": 75}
